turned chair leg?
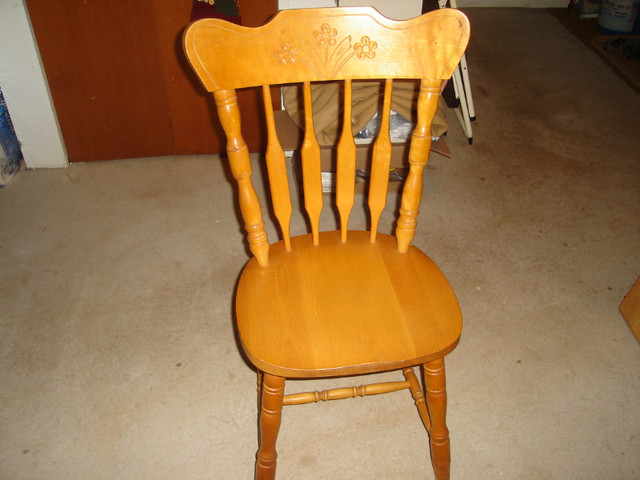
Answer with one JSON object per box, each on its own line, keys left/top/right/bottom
{"left": 256, "top": 374, "right": 285, "bottom": 480}
{"left": 424, "top": 358, "right": 450, "bottom": 480}
{"left": 403, "top": 367, "right": 431, "bottom": 432}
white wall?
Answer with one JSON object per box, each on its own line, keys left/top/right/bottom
{"left": 281, "top": 0, "right": 567, "bottom": 10}
{"left": 342, "top": 0, "right": 567, "bottom": 7}
{"left": 339, "top": 0, "right": 422, "bottom": 19}
{"left": 278, "top": 0, "right": 337, "bottom": 9}
{"left": 0, "top": 1, "right": 67, "bottom": 169}
{"left": 456, "top": 0, "right": 565, "bottom": 6}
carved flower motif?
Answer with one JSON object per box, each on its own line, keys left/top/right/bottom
{"left": 274, "top": 43, "right": 297, "bottom": 65}
{"left": 314, "top": 23, "right": 337, "bottom": 47}
{"left": 354, "top": 36, "right": 377, "bottom": 59}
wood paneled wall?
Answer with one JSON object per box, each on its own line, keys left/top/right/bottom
{"left": 25, "top": 0, "right": 277, "bottom": 162}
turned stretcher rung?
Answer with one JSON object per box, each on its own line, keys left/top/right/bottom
{"left": 283, "top": 380, "right": 411, "bottom": 406}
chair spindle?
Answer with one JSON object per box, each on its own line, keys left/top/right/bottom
{"left": 213, "top": 89, "right": 269, "bottom": 266}
{"left": 396, "top": 80, "right": 441, "bottom": 253}
{"left": 368, "top": 79, "right": 393, "bottom": 243}
{"left": 283, "top": 379, "right": 411, "bottom": 405}
{"left": 301, "top": 81, "right": 323, "bottom": 246}
{"left": 262, "top": 85, "right": 292, "bottom": 251}
{"left": 336, "top": 79, "right": 356, "bottom": 243}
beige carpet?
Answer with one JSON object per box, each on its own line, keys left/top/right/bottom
{"left": 1, "top": 8, "right": 639, "bottom": 480}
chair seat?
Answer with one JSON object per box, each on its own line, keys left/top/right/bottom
{"left": 236, "top": 230, "right": 462, "bottom": 378}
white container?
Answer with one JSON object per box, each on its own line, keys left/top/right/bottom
{"left": 598, "top": 0, "right": 639, "bottom": 34}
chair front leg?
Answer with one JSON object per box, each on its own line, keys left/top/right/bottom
{"left": 256, "top": 374, "right": 285, "bottom": 480}
{"left": 424, "top": 358, "right": 450, "bottom": 480}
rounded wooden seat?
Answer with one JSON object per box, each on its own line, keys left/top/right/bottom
{"left": 236, "top": 230, "right": 462, "bottom": 378}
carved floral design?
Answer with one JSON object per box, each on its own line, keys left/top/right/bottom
{"left": 314, "top": 24, "right": 337, "bottom": 47}
{"left": 354, "top": 36, "right": 377, "bottom": 59}
{"left": 274, "top": 43, "right": 297, "bottom": 65}
{"left": 274, "top": 23, "right": 379, "bottom": 77}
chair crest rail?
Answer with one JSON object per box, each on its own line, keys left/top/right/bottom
{"left": 184, "top": 7, "right": 470, "bottom": 91}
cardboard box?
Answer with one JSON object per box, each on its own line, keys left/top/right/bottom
{"left": 291, "top": 142, "right": 411, "bottom": 194}
{"left": 274, "top": 109, "right": 451, "bottom": 194}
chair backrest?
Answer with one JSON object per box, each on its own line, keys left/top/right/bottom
{"left": 183, "top": 7, "right": 470, "bottom": 267}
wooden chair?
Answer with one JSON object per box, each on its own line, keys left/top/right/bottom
{"left": 184, "top": 7, "right": 470, "bottom": 479}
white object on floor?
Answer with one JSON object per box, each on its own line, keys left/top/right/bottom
{"left": 439, "top": 0, "right": 476, "bottom": 144}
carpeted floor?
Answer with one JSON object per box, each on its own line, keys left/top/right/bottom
{"left": 1, "top": 8, "right": 639, "bottom": 480}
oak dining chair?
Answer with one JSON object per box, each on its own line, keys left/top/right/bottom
{"left": 184, "top": 7, "right": 470, "bottom": 479}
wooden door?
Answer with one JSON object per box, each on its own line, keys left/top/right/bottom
{"left": 25, "top": 0, "right": 277, "bottom": 163}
